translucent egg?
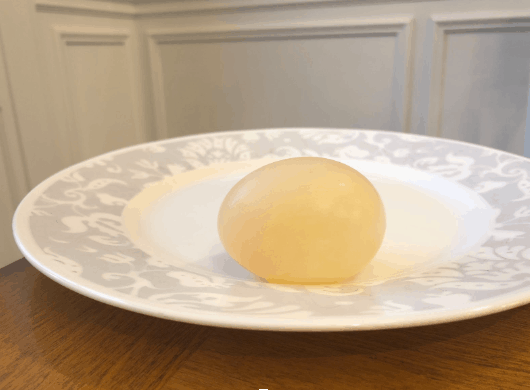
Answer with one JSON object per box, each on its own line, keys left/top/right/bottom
{"left": 218, "top": 157, "right": 386, "bottom": 284}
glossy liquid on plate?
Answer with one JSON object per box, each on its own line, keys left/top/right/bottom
{"left": 217, "top": 157, "right": 386, "bottom": 284}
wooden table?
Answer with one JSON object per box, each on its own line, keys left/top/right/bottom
{"left": 2, "top": 259, "right": 530, "bottom": 389}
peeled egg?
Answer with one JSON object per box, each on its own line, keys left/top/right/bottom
{"left": 218, "top": 157, "right": 386, "bottom": 284}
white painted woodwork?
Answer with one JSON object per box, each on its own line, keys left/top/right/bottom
{"left": 35, "top": 0, "right": 136, "bottom": 17}
{"left": 428, "top": 11, "right": 530, "bottom": 156}
{"left": 0, "top": 122, "right": 20, "bottom": 268}
{"left": 0, "top": 17, "right": 25, "bottom": 267}
{"left": 49, "top": 25, "right": 147, "bottom": 164}
{"left": 38, "top": 0, "right": 447, "bottom": 16}
{"left": 33, "top": 17, "right": 147, "bottom": 167}
{"left": 525, "top": 84, "right": 530, "bottom": 158}
{"left": 0, "top": 29, "right": 30, "bottom": 205}
{"left": 0, "top": 0, "right": 62, "bottom": 189}
{"left": 137, "top": 0, "right": 530, "bottom": 156}
{"left": 2, "top": 0, "right": 530, "bottom": 269}
{"left": 146, "top": 18, "right": 413, "bottom": 139}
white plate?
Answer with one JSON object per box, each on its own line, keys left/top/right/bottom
{"left": 13, "top": 128, "right": 530, "bottom": 331}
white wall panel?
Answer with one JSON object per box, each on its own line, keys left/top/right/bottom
{"left": 428, "top": 11, "right": 530, "bottom": 155}
{"left": 53, "top": 27, "right": 146, "bottom": 162}
{"left": 147, "top": 18, "right": 413, "bottom": 139}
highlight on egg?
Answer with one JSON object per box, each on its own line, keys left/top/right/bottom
{"left": 217, "top": 157, "right": 386, "bottom": 285}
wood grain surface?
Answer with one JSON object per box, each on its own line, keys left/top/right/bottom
{"left": 1, "top": 258, "right": 530, "bottom": 390}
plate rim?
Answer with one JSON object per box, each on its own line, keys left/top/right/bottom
{"left": 13, "top": 127, "right": 530, "bottom": 331}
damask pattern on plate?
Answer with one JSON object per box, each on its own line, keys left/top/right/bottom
{"left": 14, "top": 128, "right": 530, "bottom": 330}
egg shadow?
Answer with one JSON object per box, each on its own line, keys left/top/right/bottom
{"left": 194, "top": 243, "right": 266, "bottom": 281}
